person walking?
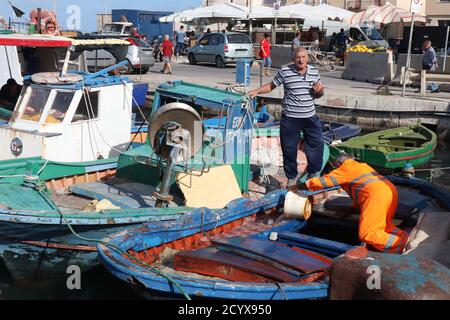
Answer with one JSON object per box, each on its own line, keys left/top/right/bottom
{"left": 328, "top": 32, "right": 337, "bottom": 53}
{"left": 421, "top": 40, "right": 440, "bottom": 93}
{"left": 303, "top": 153, "right": 409, "bottom": 253}
{"left": 335, "top": 28, "right": 350, "bottom": 65}
{"left": 249, "top": 47, "right": 325, "bottom": 187}
{"left": 174, "top": 25, "right": 186, "bottom": 60}
{"left": 259, "top": 33, "right": 272, "bottom": 77}
{"left": 160, "top": 35, "right": 174, "bottom": 75}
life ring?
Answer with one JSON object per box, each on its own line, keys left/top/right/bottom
{"left": 43, "top": 17, "right": 60, "bottom": 36}
{"left": 0, "top": 16, "right": 7, "bottom": 29}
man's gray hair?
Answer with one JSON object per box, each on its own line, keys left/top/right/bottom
{"left": 293, "top": 46, "right": 308, "bottom": 57}
{"left": 333, "top": 152, "right": 354, "bottom": 167}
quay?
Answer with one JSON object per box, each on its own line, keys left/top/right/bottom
{"left": 130, "top": 61, "right": 450, "bottom": 141}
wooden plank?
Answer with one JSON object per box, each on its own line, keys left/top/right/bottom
{"left": 278, "top": 232, "right": 353, "bottom": 255}
{"left": 69, "top": 182, "right": 159, "bottom": 209}
{"left": 177, "top": 165, "right": 242, "bottom": 209}
{"left": 174, "top": 247, "right": 302, "bottom": 283}
{"left": 212, "top": 237, "right": 332, "bottom": 274}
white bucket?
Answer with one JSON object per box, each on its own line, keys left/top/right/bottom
{"left": 284, "top": 191, "right": 313, "bottom": 220}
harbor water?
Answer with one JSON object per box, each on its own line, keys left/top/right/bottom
{"left": 0, "top": 142, "right": 448, "bottom": 300}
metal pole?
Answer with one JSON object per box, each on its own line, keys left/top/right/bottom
{"left": 402, "top": 12, "right": 415, "bottom": 97}
{"left": 443, "top": 26, "right": 449, "bottom": 72}
{"left": 248, "top": 0, "right": 253, "bottom": 37}
{"left": 272, "top": 16, "right": 277, "bottom": 46}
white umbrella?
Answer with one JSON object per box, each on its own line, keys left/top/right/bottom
{"left": 248, "top": 5, "right": 278, "bottom": 19}
{"left": 159, "top": 8, "right": 200, "bottom": 23}
{"left": 279, "top": 4, "right": 330, "bottom": 20}
{"left": 179, "top": 3, "right": 248, "bottom": 21}
{"left": 347, "top": 2, "right": 430, "bottom": 25}
{"left": 314, "top": 4, "right": 353, "bottom": 21}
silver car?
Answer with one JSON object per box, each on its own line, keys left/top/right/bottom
{"left": 85, "top": 38, "right": 154, "bottom": 74}
{"left": 187, "top": 32, "right": 254, "bottom": 68}
{"left": 86, "top": 22, "right": 155, "bottom": 74}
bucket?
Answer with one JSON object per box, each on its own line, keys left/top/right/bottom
{"left": 284, "top": 191, "right": 313, "bottom": 220}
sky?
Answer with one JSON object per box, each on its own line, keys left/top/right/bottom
{"left": 0, "top": 0, "right": 203, "bottom": 31}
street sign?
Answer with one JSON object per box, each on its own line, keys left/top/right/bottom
{"left": 273, "top": 1, "right": 281, "bottom": 16}
{"left": 410, "top": 0, "right": 422, "bottom": 13}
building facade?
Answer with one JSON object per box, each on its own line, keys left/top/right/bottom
{"left": 425, "top": 0, "right": 450, "bottom": 26}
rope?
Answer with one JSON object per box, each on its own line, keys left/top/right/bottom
{"left": 33, "top": 182, "right": 192, "bottom": 300}
{"left": 414, "top": 166, "right": 450, "bottom": 172}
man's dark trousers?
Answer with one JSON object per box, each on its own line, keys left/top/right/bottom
{"left": 280, "top": 113, "right": 324, "bottom": 179}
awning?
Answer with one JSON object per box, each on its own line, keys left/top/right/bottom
{"left": 0, "top": 34, "right": 130, "bottom": 48}
{"left": 0, "top": 34, "right": 72, "bottom": 47}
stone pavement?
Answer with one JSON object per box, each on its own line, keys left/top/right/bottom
{"left": 128, "top": 59, "right": 450, "bottom": 140}
{"left": 129, "top": 59, "right": 450, "bottom": 103}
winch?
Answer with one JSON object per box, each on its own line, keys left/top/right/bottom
{"left": 148, "top": 102, "right": 204, "bottom": 207}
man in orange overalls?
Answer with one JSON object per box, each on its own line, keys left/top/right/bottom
{"left": 304, "top": 153, "right": 409, "bottom": 254}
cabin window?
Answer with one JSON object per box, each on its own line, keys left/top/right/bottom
{"left": 72, "top": 91, "right": 99, "bottom": 122}
{"left": 45, "top": 91, "right": 75, "bottom": 124}
{"left": 20, "top": 87, "right": 51, "bottom": 122}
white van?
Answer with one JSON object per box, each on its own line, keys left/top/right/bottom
{"left": 303, "top": 20, "right": 389, "bottom": 50}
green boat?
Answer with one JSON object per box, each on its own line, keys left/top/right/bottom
{"left": 330, "top": 125, "right": 437, "bottom": 170}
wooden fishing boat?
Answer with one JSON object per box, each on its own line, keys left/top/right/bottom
{"left": 0, "top": 80, "right": 332, "bottom": 282}
{"left": 97, "top": 176, "right": 450, "bottom": 300}
{"left": 330, "top": 125, "right": 437, "bottom": 170}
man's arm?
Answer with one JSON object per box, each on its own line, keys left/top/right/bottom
{"left": 248, "top": 82, "right": 276, "bottom": 99}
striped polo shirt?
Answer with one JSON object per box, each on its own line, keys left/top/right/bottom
{"left": 272, "top": 64, "right": 321, "bottom": 118}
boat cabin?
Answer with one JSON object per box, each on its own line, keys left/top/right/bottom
{"left": 0, "top": 70, "right": 133, "bottom": 162}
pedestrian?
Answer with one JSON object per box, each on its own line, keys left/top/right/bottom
{"left": 259, "top": 33, "right": 272, "bottom": 77}
{"left": 328, "top": 32, "right": 337, "bottom": 52}
{"left": 160, "top": 34, "right": 174, "bottom": 75}
{"left": 175, "top": 25, "right": 186, "bottom": 59}
{"left": 302, "top": 152, "right": 409, "bottom": 253}
{"left": 421, "top": 40, "right": 440, "bottom": 93}
{"left": 0, "top": 78, "right": 22, "bottom": 111}
{"left": 249, "top": 47, "right": 325, "bottom": 187}
{"left": 335, "top": 28, "right": 350, "bottom": 65}
{"left": 205, "top": 28, "right": 211, "bottom": 34}
{"left": 291, "top": 31, "right": 301, "bottom": 60}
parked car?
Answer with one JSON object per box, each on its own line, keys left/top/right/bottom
{"left": 85, "top": 22, "right": 155, "bottom": 74}
{"left": 187, "top": 32, "right": 254, "bottom": 68}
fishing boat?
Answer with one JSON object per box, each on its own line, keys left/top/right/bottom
{"left": 0, "top": 79, "right": 332, "bottom": 281}
{"left": 97, "top": 176, "right": 450, "bottom": 300}
{"left": 330, "top": 125, "right": 437, "bottom": 170}
{"left": 0, "top": 34, "right": 144, "bottom": 182}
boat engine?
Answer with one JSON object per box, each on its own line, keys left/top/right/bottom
{"left": 148, "top": 102, "right": 204, "bottom": 207}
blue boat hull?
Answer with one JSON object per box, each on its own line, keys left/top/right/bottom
{"left": 97, "top": 178, "right": 450, "bottom": 300}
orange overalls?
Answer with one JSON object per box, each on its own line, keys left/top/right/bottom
{"left": 306, "top": 159, "right": 409, "bottom": 254}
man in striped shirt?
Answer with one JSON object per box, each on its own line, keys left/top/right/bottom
{"left": 249, "top": 47, "right": 325, "bottom": 188}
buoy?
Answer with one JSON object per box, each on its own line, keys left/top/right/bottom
{"left": 284, "top": 191, "right": 313, "bottom": 220}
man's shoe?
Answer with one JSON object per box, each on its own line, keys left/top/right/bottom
{"left": 431, "top": 89, "right": 440, "bottom": 93}
{"left": 307, "top": 172, "right": 320, "bottom": 179}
